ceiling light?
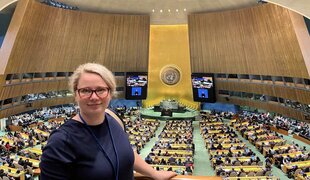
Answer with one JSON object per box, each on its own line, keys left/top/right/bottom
{"left": 168, "top": 9, "right": 171, "bottom": 12}
{"left": 160, "top": 9, "right": 163, "bottom": 13}
{"left": 152, "top": 9, "right": 155, "bottom": 12}
{"left": 176, "top": 9, "right": 179, "bottom": 12}
{"left": 184, "top": 8, "right": 187, "bottom": 11}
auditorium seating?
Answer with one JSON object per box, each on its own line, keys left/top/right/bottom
{"left": 231, "top": 112, "right": 310, "bottom": 179}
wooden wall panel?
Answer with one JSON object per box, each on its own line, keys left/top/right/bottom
{"left": 0, "top": 97, "right": 74, "bottom": 118}
{"left": 0, "top": 0, "right": 30, "bottom": 74}
{"left": 217, "top": 96, "right": 308, "bottom": 122}
{"left": 216, "top": 80, "right": 310, "bottom": 104}
{"left": 289, "top": 11, "right": 310, "bottom": 77}
{"left": 189, "top": 4, "right": 309, "bottom": 79}
{"left": 0, "top": 78, "right": 126, "bottom": 100}
{"left": 0, "top": 80, "right": 68, "bottom": 100}
{"left": 3, "top": 0, "right": 150, "bottom": 74}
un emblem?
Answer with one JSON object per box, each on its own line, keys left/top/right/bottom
{"left": 160, "top": 66, "right": 181, "bottom": 85}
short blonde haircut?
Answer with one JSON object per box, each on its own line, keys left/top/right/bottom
{"left": 69, "top": 63, "right": 116, "bottom": 97}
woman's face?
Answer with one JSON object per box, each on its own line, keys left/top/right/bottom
{"left": 75, "top": 72, "right": 111, "bottom": 116}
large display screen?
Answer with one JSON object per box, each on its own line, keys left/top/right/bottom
{"left": 125, "top": 72, "right": 148, "bottom": 100}
{"left": 191, "top": 73, "right": 216, "bottom": 102}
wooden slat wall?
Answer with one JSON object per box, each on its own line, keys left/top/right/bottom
{"left": 0, "top": 80, "right": 68, "bottom": 100}
{"left": 3, "top": 0, "right": 150, "bottom": 74}
{"left": 188, "top": 3, "right": 309, "bottom": 79}
{"left": 0, "top": 97, "right": 74, "bottom": 118}
{"left": 289, "top": 11, "right": 310, "bottom": 77}
{"left": 0, "top": 0, "right": 29, "bottom": 74}
{"left": 0, "top": 0, "right": 147, "bottom": 117}
{"left": 217, "top": 96, "right": 308, "bottom": 122}
{"left": 216, "top": 81, "right": 310, "bottom": 104}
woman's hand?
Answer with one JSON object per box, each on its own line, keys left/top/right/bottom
{"left": 151, "top": 171, "right": 177, "bottom": 180}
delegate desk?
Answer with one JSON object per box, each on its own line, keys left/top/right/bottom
{"left": 296, "top": 172, "right": 310, "bottom": 180}
{"left": 207, "top": 130, "right": 222, "bottom": 134}
{"left": 227, "top": 177, "right": 279, "bottom": 180}
{"left": 34, "top": 129, "right": 50, "bottom": 137}
{"left": 262, "top": 144, "right": 292, "bottom": 156}
{"left": 150, "top": 156, "right": 193, "bottom": 162}
{"left": 153, "top": 149, "right": 192, "bottom": 156}
{"left": 234, "top": 122, "right": 249, "bottom": 130}
{"left": 255, "top": 139, "right": 286, "bottom": 148}
{"left": 273, "top": 151, "right": 303, "bottom": 163}
{"left": 215, "top": 166, "right": 264, "bottom": 173}
{"left": 171, "top": 144, "right": 191, "bottom": 149}
{"left": 293, "top": 135, "right": 310, "bottom": 145}
{"left": 282, "top": 160, "right": 310, "bottom": 174}
{"left": 244, "top": 129, "right": 264, "bottom": 138}
{"left": 1, "top": 136, "right": 14, "bottom": 145}
{"left": 27, "top": 148, "right": 42, "bottom": 156}
{"left": 203, "top": 133, "right": 234, "bottom": 139}
{"left": 151, "top": 164, "right": 185, "bottom": 171}
{"left": 0, "top": 165, "right": 25, "bottom": 180}
{"left": 248, "top": 133, "right": 274, "bottom": 143}
{"left": 10, "top": 155, "right": 40, "bottom": 168}
{"left": 205, "top": 138, "right": 242, "bottom": 145}
{"left": 207, "top": 143, "right": 246, "bottom": 150}
{"left": 209, "top": 149, "right": 244, "bottom": 156}
{"left": 211, "top": 157, "right": 257, "bottom": 167}
{"left": 201, "top": 122, "right": 224, "bottom": 126}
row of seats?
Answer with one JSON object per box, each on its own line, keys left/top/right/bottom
{"left": 200, "top": 112, "right": 278, "bottom": 180}
{"left": 146, "top": 120, "right": 194, "bottom": 175}
{"left": 232, "top": 117, "right": 310, "bottom": 180}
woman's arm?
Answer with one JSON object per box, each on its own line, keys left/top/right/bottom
{"left": 40, "top": 130, "right": 75, "bottom": 180}
{"left": 133, "top": 150, "right": 177, "bottom": 180}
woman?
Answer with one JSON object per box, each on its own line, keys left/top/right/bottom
{"left": 40, "top": 63, "right": 176, "bottom": 180}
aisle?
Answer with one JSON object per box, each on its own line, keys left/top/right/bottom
{"left": 192, "top": 121, "right": 215, "bottom": 176}
{"left": 139, "top": 121, "right": 166, "bottom": 159}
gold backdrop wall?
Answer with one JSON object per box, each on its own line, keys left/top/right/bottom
{"left": 144, "top": 25, "right": 198, "bottom": 109}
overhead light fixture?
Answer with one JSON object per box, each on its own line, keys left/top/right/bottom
{"left": 176, "top": 9, "right": 179, "bottom": 12}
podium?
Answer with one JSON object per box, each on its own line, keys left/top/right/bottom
{"left": 161, "top": 109, "right": 172, "bottom": 117}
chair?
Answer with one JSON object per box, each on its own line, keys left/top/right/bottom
{"left": 234, "top": 161, "right": 241, "bottom": 166}
{"left": 247, "top": 172, "right": 255, "bottom": 176}
{"left": 239, "top": 172, "right": 247, "bottom": 177}
{"left": 265, "top": 170, "right": 272, "bottom": 176}
{"left": 2, "top": 177, "right": 9, "bottom": 180}
{"left": 295, "top": 169, "right": 302, "bottom": 176}
{"left": 29, "top": 152, "right": 37, "bottom": 159}
{"left": 251, "top": 162, "right": 257, "bottom": 166}
{"left": 242, "top": 161, "right": 249, "bottom": 166}
{"left": 257, "top": 161, "right": 263, "bottom": 166}
{"left": 220, "top": 172, "right": 226, "bottom": 177}
{"left": 255, "top": 171, "right": 265, "bottom": 176}
{"left": 229, "top": 171, "right": 238, "bottom": 177}
{"left": 27, "top": 166, "right": 34, "bottom": 176}
{"left": 17, "top": 164, "right": 24, "bottom": 171}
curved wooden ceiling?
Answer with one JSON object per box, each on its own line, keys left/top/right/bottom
{"left": 0, "top": 0, "right": 309, "bottom": 24}
{"left": 265, "top": 0, "right": 310, "bottom": 19}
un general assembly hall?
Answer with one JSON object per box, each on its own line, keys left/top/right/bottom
{"left": 0, "top": 0, "right": 309, "bottom": 179}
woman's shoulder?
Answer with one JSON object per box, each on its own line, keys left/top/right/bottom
{"left": 49, "top": 119, "right": 84, "bottom": 141}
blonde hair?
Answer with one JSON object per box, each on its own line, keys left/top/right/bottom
{"left": 69, "top": 63, "right": 116, "bottom": 97}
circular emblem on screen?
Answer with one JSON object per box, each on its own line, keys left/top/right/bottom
{"left": 160, "top": 66, "right": 181, "bottom": 85}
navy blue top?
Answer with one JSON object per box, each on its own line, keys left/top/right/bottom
{"left": 40, "top": 114, "right": 134, "bottom": 180}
